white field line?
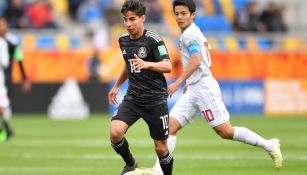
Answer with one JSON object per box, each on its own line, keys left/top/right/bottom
{"left": 0, "top": 167, "right": 114, "bottom": 173}
{"left": 1, "top": 152, "right": 306, "bottom": 160}
{"left": 6, "top": 139, "right": 235, "bottom": 147}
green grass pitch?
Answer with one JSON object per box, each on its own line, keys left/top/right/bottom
{"left": 0, "top": 114, "right": 307, "bottom": 175}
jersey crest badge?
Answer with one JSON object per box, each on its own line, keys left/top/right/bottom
{"left": 138, "top": 47, "right": 147, "bottom": 59}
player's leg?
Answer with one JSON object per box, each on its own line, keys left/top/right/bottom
{"left": 0, "top": 90, "right": 11, "bottom": 141}
{"left": 199, "top": 77, "right": 283, "bottom": 169}
{"left": 167, "top": 117, "right": 181, "bottom": 154}
{"left": 154, "top": 139, "right": 173, "bottom": 175}
{"left": 142, "top": 102, "right": 175, "bottom": 175}
{"left": 213, "top": 121, "right": 271, "bottom": 149}
{"left": 152, "top": 117, "right": 180, "bottom": 175}
{"left": 110, "top": 102, "right": 139, "bottom": 174}
{"left": 152, "top": 91, "right": 198, "bottom": 174}
{"left": 0, "top": 107, "right": 6, "bottom": 142}
{"left": 212, "top": 121, "right": 283, "bottom": 169}
{"left": 2, "top": 107, "right": 13, "bottom": 139}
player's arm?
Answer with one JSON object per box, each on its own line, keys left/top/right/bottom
{"left": 14, "top": 46, "right": 27, "bottom": 79}
{"left": 108, "top": 67, "right": 128, "bottom": 105}
{"left": 18, "top": 61, "right": 32, "bottom": 93}
{"left": 132, "top": 54, "right": 171, "bottom": 73}
{"left": 12, "top": 45, "right": 32, "bottom": 92}
{"left": 175, "top": 53, "right": 200, "bottom": 85}
{"left": 168, "top": 38, "right": 202, "bottom": 97}
{"left": 168, "top": 54, "right": 200, "bottom": 96}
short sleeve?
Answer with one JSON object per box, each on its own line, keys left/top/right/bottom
{"left": 153, "top": 40, "right": 170, "bottom": 62}
{"left": 183, "top": 35, "right": 201, "bottom": 56}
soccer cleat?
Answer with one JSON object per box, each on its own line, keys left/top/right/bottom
{"left": 120, "top": 159, "right": 138, "bottom": 175}
{"left": 0, "top": 129, "right": 7, "bottom": 143}
{"left": 6, "top": 128, "right": 14, "bottom": 141}
{"left": 268, "top": 138, "right": 283, "bottom": 169}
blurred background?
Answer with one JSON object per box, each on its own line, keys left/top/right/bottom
{"left": 1, "top": 0, "right": 307, "bottom": 117}
{"left": 1, "top": 1, "right": 307, "bottom": 174}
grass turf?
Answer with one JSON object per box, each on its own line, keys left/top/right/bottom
{"left": 0, "top": 114, "right": 306, "bottom": 175}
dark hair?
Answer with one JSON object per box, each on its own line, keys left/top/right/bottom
{"left": 121, "top": 0, "right": 146, "bottom": 16}
{"left": 172, "top": 0, "right": 196, "bottom": 14}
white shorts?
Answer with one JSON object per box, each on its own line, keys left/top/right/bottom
{"left": 0, "top": 86, "right": 9, "bottom": 108}
{"left": 170, "top": 75, "right": 230, "bottom": 127}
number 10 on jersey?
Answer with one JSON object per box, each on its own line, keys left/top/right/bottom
{"left": 160, "top": 115, "right": 169, "bottom": 130}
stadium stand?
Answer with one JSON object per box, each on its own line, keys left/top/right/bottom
{"left": 0, "top": 0, "right": 305, "bottom": 83}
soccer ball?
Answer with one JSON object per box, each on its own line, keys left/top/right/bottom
{"left": 123, "top": 169, "right": 142, "bottom": 175}
{"left": 124, "top": 168, "right": 158, "bottom": 175}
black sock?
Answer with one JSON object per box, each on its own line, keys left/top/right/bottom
{"left": 0, "top": 118, "right": 4, "bottom": 131}
{"left": 159, "top": 152, "right": 173, "bottom": 175}
{"left": 2, "top": 120, "right": 12, "bottom": 133}
{"left": 111, "top": 137, "right": 135, "bottom": 166}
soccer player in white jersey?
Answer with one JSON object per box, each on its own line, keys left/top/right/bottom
{"left": 0, "top": 34, "right": 9, "bottom": 142}
{"left": 151, "top": 0, "right": 283, "bottom": 173}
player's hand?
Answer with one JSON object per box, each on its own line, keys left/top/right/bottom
{"left": 21, "top": 80, "right": 32, "bottom": 93}
{"left": 108, "top": 87, "right": 119, "bottom": 105}
{"left": 131, "top": 54, "right": 149, "bottom": 70}
{"left": 167, "top": 82, "right": 180, "bottom": 98}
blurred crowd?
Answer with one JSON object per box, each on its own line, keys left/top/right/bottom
{"left": 0, "top": 0, "right": 57, "bottom": 29}
{"left": 233, "top": 1, "right": 288, "bottom": 32}
{"left": 0, "top": 0, "right": 164, "bottom": 29}
{"left": 0, "top": 0, "right": 288, "bottom": 32}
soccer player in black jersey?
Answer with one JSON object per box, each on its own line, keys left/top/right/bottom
{"left": 108, "top": 0, "right": 173, "bottom": 174}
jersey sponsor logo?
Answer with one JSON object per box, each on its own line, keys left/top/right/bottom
{"left": 138, "top": 47, "right": 147, "bottom": 59}
{"left": 158, "top": 45, "right": 168, "bottom": 56}
{"left": 122, "top": 49, "right": 127, "bottom": 55}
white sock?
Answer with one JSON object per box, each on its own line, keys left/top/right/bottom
{"left": 233, "top": 126, "right": 272, "bottom": 151}
{"left": 153, "top": 135, "right": 177, "bottom": 171}
{"left": 3, "top": 107, "right": 11, "bottom": 120}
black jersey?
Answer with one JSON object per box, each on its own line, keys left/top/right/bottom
{"left": 4, "top": 33, "right": 17, "bottom": 86}
{"left": 3, "top": 33, "right": 27, "bottom": 97}
{"left": 119, "top": 30, "right": 170, "bottom": 107}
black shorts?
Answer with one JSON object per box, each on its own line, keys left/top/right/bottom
{"left": 112, "top": 101, "right": 169, "bottom": 140}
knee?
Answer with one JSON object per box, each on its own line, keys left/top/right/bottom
{"left": 155, "top": 144, "right": 168, "bottom": 157}
{"left": 168, "top": 117, "right": 181, "bottom": 135}
{"left": 215, "top": 128, "right": 234, "bottom": 140}
{"left": 0, "top": 108, "right": 4, "bottom": 116}
{"left": 110, "top": 128, "right": 125, "bottom": 143}
{"left": 168, "top": 124, "right": 177, "bottom": 135}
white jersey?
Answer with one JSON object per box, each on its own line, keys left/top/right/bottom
{"left": 171, "top": 23, "right": 230, "bottom": 128}
{"left": 0, "top": 37, "right": 9, "bottom": 108}
{"left": 179, "top": 23, "right": 212, "bottom": 85}
{"left": 5, "top": 32, "right": 18, "bottom": 45}
{"left": 0, "top": 37, "right": 9, "bottom": 90}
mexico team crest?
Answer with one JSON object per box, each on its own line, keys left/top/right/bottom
{"left": 138, "top": 47, "right": 147, "bottom": 58}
